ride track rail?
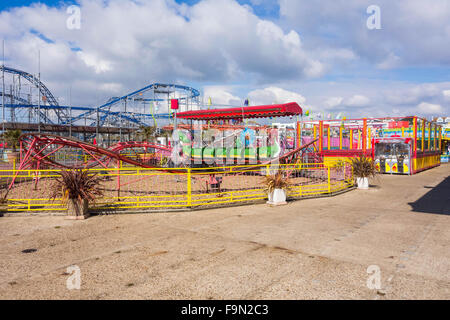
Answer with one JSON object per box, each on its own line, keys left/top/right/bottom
{"left": 16, "top": 133, "right": 172, "bottom": 170}
{"left": 3, "top": 133, "right": 319, "bottom": 198}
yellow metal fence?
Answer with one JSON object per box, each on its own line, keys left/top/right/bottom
{"left": 0, "top": 162, "right": 354, "bottom": 213}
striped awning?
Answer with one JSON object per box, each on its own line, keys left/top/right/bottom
{"left": 175, "top": 102, "right": 302, "bottom": 121}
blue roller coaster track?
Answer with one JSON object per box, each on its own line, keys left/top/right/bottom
{"left": 1, "top": 66, "right": 201, "bottom": 130}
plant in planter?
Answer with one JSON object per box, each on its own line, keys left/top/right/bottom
{"left": 263, "top": 171, "right": 291, "bottom": 205}
{"left": 51, "top": 169, "right": 104, "bottom": 220}
{"left": 351, "top": 155, "right": 377, "bottom": 189}
{"left": 1, "top": 129, "right": 22, "bottom": 163}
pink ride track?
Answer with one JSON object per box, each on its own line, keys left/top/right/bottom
{"left": 15, "top": 133, "right": 172, "bottom": 171}
{"left": 4, "top": 133, "right": 174, "bottom": 197}
{"left": 3, "top": 133, "right": 320, "bottom": 200}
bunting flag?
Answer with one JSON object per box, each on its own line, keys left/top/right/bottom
{"left": 305, "top": 110, "right": 310, "bottom": 116}
{"left": 244, "top": 99, "right": 249, "bottom": 106}
{"left": 208, "top": 97, "right": 212, "bottom": 109}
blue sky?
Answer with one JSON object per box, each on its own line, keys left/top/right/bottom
{"left": 0, "top": 0, "right": 449, "bottom": 117}
{"left": 0, "top": 0, "right": 76, "bottom": 11}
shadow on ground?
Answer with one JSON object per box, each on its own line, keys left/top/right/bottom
{"left": 408, "top": 176, "right": 450, "bottom": 215}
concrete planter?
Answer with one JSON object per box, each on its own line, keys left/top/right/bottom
{"left": 267, "top": 188, "right": 287, "bottom": 205}
{"left": 66, "top": 199, "right": 89, "bottom": 220}
{"left": 356, "top": 177, "right": 369, "bottom": 190}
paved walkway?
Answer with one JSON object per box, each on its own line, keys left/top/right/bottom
{"left": 0, "top": 164, "right": 449, "bottom": 299}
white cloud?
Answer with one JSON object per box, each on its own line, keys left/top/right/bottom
{"left": 323, "top": 95, "right": 369, "bottom": 109}
{"left": 417, "top": 102, "right": 443, "bottom": 114}
{"left": 99, "top": 82, "right": 123, "bottom": 93}
{"left": 377, "top": 52, "right": 401, "bottom": 70}
{"left": 77, "top": 51, "right": 112, "bottom": 74}
{"left": 345, "top": 95, "right": 370, "bottom": 107}
{"left": 279, "top": 0, "right": 450, "bottom": 67}
{"left": 324, "top": 97, "right": 343, "bottom": 108}
{"left": 290, "top": 80, "right": 450, "bottom": 118}
{"left": 203, "top": 86, "right": 241, "bottom": 106}
{"left": 0, "top": 0, "right": 323, "bottom": 106}
{"left": 443, "top": 90, "right": 450, "bottom": 100}
{"left": 247, "top": 87, "right": 306, "bottom": 106}
{"left": 385, "top": 83, "right": 444, "bottom": 105}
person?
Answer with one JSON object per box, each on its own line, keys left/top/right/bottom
{"left": 208, "top": 174, "right": 221, "bottom": 193}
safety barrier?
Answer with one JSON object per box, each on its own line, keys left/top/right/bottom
{"left": 0, "top": 162, "right": 353, "bottom": 213}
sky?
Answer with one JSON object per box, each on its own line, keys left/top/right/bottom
{"left": 0, "top": 0, "right": 449, "bottom": 119}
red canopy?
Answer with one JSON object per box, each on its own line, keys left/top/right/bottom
{"left": 175, "top": 102, "right": 302, "bottom": 121}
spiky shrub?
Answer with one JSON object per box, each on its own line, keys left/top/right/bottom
{"left": 51, "top": 169, "right": 104, "bottom": 215}
{"left": 351, "top": 155, "right": 377, "bottom": 178}
{"left": 263, "top": 171, "right": 291, "bottom": 194}
{"left": 159, "top": 156, "right": 169, "bottom": 167}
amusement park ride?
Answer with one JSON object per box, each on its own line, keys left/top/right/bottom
{"left": 0, "top": 65, "right": 200, "bottom": 137}
{"left": 0, "top": 65, "right": 445, "bottom": 180}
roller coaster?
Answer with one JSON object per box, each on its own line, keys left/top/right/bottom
{"left": 0, "top": 65, "right": 200, "bottom": 129}
{"left": 14, "top": 132, "right": 318, "bottom": 171}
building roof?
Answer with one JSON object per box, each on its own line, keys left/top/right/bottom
{"left": 175, "top": 102, "right": 302, "bottom": 121}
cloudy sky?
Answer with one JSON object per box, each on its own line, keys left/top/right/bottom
{"left": 0, "top": 0, "right": 449, "bottom": 118}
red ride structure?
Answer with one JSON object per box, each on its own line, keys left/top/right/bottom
{"left": 15, "top": 133, "right": 172, "bottom": 171}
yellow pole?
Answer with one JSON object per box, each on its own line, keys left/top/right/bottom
{"left": 434, "top": 125, "right": 437, "bottom": 150}
{"left": 413, "top": 117, "right": 417, "bottom": 155}
{"left": 319, "top": 121, "right": 323, "bottom": 152}
{"left": 339, "top": 127, "right": 343, "bottom": 150}
{"left": 428, "top": 122, "right": 431, "bottom": 150}
{"left": 401, "top": 127, "right": 404, "bottom": 137}
{"left": 349, "top": 129, "right": 353, "bottom": 150}
{"left": 358, "top": 129, "right": 361, "bottom": 149}
{"left": 368, "top": 128, "right": 372, "bottom": 149}
{"left": 327, "top": 166, "right": 331, "bottom": 193}
{"left": 327, "top": 127, "right": 331, "bottom": 150}
{"left": 313, "top": 125, "right": 317, "bottom": 140}
{"left": 187, "top": 169, "right": 192, "bottom": 207}
{"left": 422, "top": 120, "right": 425, "bottom": 151}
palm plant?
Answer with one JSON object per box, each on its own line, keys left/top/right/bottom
{"left": 263, "top": 171, "right": 291, "bottom": 194}
{"left": 138, "top": 125, "right": 158, "bottom": 143}
{"left": 1, "top": 129, "right": 22, "bottom": 152}
{"left": 351, "top": 155, "right": 377, "bottom": 178}
{"left": 51, "top": 169, "right": 104, "bottom": 218}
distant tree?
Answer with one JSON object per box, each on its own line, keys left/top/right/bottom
{"left": 138, "top": 125, "right": 157, "bottom": 143}
{"left": 1, "top": 129, "right": 22, "bottom": 151}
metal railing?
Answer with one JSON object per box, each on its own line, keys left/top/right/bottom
{"left": 0, "top": 162, "right": 354, "bottom": 213}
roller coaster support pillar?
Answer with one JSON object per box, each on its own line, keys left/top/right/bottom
{"left": 117, "top": 158, "right": 121, "bottom": 200}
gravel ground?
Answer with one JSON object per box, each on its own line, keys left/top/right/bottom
{"left": 0, "top": 164, "right": 449, "bottom": 299}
